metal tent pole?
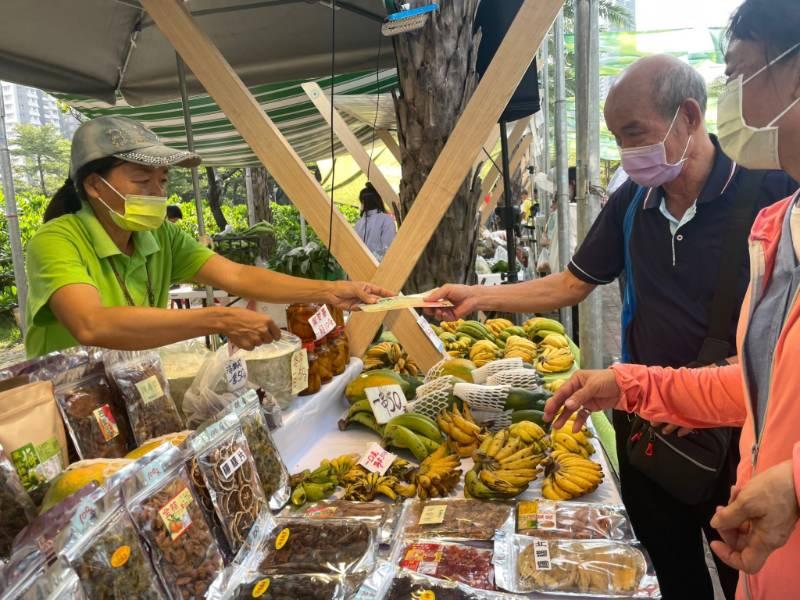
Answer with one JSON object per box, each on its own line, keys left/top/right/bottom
{"left": 176, "top": 55, "right": 217, "bottom": 315}
{"left": 0, "top": 83, "right": 27, "bottom": 334}
{"left": 553, "top": 13, "right": 573, "bottom": 338}
{"left": 540, "top": 32, "right": 551, "bottom": 209}
{"left": 575, "top": 0, "right": 603, "bottom": 368}
{"left": 245, "top": 167, "right": 256, "bottom": 227}
{"left": 499, "top": 120, "right": 519, "bottom": 284}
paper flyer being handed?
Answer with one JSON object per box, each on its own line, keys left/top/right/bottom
{"left": 357, "top": 289, "right": 453, "bottom": 313}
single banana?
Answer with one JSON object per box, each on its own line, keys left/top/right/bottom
{"left": 383, "top": 423, "right": 429, "bottom": 461}
{"left": 389, "top": 413, "right": 443, "bottom": 443}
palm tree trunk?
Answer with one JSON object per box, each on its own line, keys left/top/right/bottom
{"left": 250, "top": 166, "right": 275, "bottom": 260}
{"left": 204, "top": 166, "right": 228, "bottom": 230}
{"left": 392, "top": 0, "right": 483, "bottom": 294}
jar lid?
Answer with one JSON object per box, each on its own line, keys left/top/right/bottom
{"left": 246, "top": 331, "right": 302, "bottom": 359}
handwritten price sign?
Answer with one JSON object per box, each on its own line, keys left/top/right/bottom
{"left": 358, "top": 443, "right": 397, "bottom": 476}
{"left": 224, "top": 357, "right": 248, "bottom": 391}
{"left": 309, "top": 304, "right": 336, "bottom": 340}
{"left": 365, "top": 384, "right": 407, "bottom": 424}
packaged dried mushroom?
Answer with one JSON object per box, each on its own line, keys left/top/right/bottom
{"left": 125, "top": 445, "right": 224, "bottom": 600}
{"left": 63, "top": 494, "right": 165, "bottom": 599}
{"left": 225, "top": 391, "right": 290, "bottom": 510}
{"left": 0, "top": 444, "right": 36, "bottom": 560}
{"left": 493, "top": 530, "right": 661, "bottom": 598}
{"left": 55, "top": 371, "right": 130, "bottom": 460}
{"left": 191, "top": 413, "right": 267, "bottom": 553}
{"left": 107, "top": 353, "right": 184, "bottom": 446}
{"left": 516, "top": 500, "right": 635, "bottom": 541}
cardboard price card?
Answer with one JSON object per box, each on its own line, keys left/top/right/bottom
{"left": 365, "top": 385, "right": 407, "bottom": 424}
{"left": 358, "top": 443, "right": 397, "bottom": 476}
{"left": 224, "top": 356, "right": 248, "bottom": 391}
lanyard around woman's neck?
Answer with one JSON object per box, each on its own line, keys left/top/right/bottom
{"left": 108, "top": 255, "right": 155, "bottom": 307}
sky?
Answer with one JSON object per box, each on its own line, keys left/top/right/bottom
{"left": 636, "top": 0, "right": 743, "bottom": 31}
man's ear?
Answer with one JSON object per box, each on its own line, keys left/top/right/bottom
{"left": 683, "top": 98, "right": 705, "bottom": 133}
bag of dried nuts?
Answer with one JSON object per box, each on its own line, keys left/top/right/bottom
{"left": 224, "top": 391, "right": 290, "bottom": 511}
{"left": 125, "top": 445, "right": 224, "bottom": 600}
{"left": 107, "top": 353, "right": 184, "bottom": 446}
{"left": 191, "top": 414, "right": 268, "bottom": 554}
{"left": 62, "top": 491, "right": 166, "bottom": 600}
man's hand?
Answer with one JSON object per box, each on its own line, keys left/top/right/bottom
{"left": 220, "top": 307, "right": 282, "bottom": 350}
{"left": 544, "top": 369, "right": 622, "bottom": 432}
{"left": 326, "top": 281, "right": 392, "bottom": 310}
{"left": 424, "top": 284, "right": 484, "bottom": 320}
{"left": 650, "top": 421, "right": 694, "bottom": 437}
{"left": 710, "top": 460, "right": 799, "bottom": 574}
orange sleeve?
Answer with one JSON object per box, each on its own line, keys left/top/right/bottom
{"left": 610, "top": 363, "right": 747, "bottom": 428}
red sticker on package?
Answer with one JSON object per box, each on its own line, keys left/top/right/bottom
{"left": 400, "top": 542, "right": 495, "bottom": 590}
{"left": 92, "top": 404, "right": 120, "bottom": 441}
{"left": 158, "top": 485, "right": 194, "bottom": 540}
{"left": 309, "top": 304, "right": 336, "bottom": 340}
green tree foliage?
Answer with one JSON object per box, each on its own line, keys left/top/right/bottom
{"left": 11, "top": 124, "right": 70, "bottom": 197}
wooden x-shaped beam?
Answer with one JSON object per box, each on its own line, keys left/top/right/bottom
{"left": 142, "top": 0, "right": 564, "bottom": 370}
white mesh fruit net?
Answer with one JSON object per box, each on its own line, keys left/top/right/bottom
{"left": 486, "top": 368, "right": 543, "bottom": 389}
{"left": 453, "top": 383, "right": 510, "bottom": 411}
{"left": 407, "top": 376, "right": 456, "bottom": 420}
{"left": 472, "top": 409, "right": 513, "bottom": 432}
{"left": 424, "top": 358, "right": 452, "bottom": 383}
{"left": 471, "top": 358, "right": 524, "bottom": 384}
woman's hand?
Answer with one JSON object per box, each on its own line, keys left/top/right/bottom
{"left": 325, "top": 281, "right": 392, "bottom": 310}
{"left": 544, "top": 369, "right": 622, "bottom": 432}
{"left": 710, "top": 460, "right": 799, "bottom": 574}
{"left": 218, "top": 307, "right": 282, "bottom": 350}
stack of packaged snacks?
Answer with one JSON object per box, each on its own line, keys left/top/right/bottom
{"left": 107, "top": 353, "right": 184, "bottom": 445}
{"left": 124, "top": 445, "right": 224, "bottom": 600}
{"left": 516, "top": 500, "right": 635, "bottom": 540}
{"left": 224, "top": 391, "right": 290, "bottom": 510}
{"left": 0, "top": 445, "right": 36, "bottom": 561}
{"left": 190, "top": 414, "right": 267, "bottom": 554}
{"left": 0, "top": 381, "right": 69, "bottom": 505}
{"left": 493, "top": 530, "right": 661, "bottom": 598}
{"left": 278, "top": 500, "right": 400, "bottom": 546}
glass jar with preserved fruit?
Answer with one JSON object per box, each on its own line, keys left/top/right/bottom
{"left": 315, "top": 339, "right": 334, "bottom": 384}
{"left": 299, "top": 343, "right": 321, "bottom": 396}
{"left": 286, "top": 303, "right": 320, "bottom": 343}
{"left": 329, "top": 328, "right": 350, "bottom": 376}
{"left": 326, "top": 304, "right": 345, "bottom": 328}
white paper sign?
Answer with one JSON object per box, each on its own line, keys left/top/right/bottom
{"left": 290, "top": 349, "right": 309, "bottom": 395}
{"left": 536, "top": 500, "right": 558, "bottom": 530}
{"left": 224, "top": 357, "right": 248, "bottom": 391}
{"left": 220, "top": 448, "right": 248, "bottom": 480}
{"left": 309, "top": 304, "right": 337, "bottom": 340}
{"left": 532, "top": 538, "right": 552, "bottom": 571}
{"left": 358, "top": 443, "right": 396, "bottom": 476}
{"left": 365, "top": 384, "right": 407, "bottom": 424}
{"left": 417, "top": 315, "right": 445, "bottom": 353}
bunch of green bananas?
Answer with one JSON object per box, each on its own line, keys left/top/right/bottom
{"left": 466, "top": 429, "right": 545, "bottom": 499}
{"left": 382, "top": 413, "right": 443, "bottom": 461}
{"left": 339, "top": 399, "right": 385, "bottom": 436}
{"left": 415, "top": 444, "right": 462, "bottom": 499}
{"left": 541, "top": 449, "right": 604, "bottom": 500}
{"left": 436, "top": 403, "right": 484, "bottom": 457}
{"left": 535, "top": 346, "right": 576, "bottom": 374}
{"left": 523, "top": 317, "right": 566, "bottom": 341}
{"left": 456, "top": 320, "right": 497, "bottom": 343}
{"left": 289, "top": 453, "right": 359, "bottom": 505}
{"left": 440, "top": 332, "right": 474, "bottom": 358}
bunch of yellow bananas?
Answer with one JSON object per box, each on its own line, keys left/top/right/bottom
{"left": 539, "top": 332, "right": 570, "bottom": 349}
{"left": 363, "top": 342, "right": 421, "bottom": 376}
{"left": 290, "top": 453, "right": 359, "bottom": 505}
{"left": 341, "top": 468, "right": 417, "bottom": 502}
{"left": 437, "top": 403, "right": 484, "bottom": 457}
{"left": 541, "top": 449, "right": 604, "bottom": 500}
{"left": 503, "top": 335, "right": 538, "bottom": 364}
{"left": 440, "top": 333, "right": 474, "bottom": 358}
{"left": 535, "top": 346, "right": 575, "bottom": 374}
{"left": 414, "top": 444, "right": 462, "bottom": 499}
{"left": 469, "top": 340, "right": 501, "bottom": 367}
{"left": 466, "top": 429, "right": 544, "bottom": 499}
{"left": 508, "top": 420, "right": 550, "bottom": 454}
{"left": 524, "top": 317, "right": 566, "bottom": 341}
{"left": 550, "top": 418, "right": 595, "bottom": 458}
{"left": 485, "top": 318, "right": 514, "bottom": 337}
{"left": 440, "top": 319, "right": 465, "bottom": 334}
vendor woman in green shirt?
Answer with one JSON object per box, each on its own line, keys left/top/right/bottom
{"left": 24, "top": 116, "right": 389, "bottom": 357}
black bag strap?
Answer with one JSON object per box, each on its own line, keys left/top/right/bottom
{"left": 695, "top": 169, "right": 766, "bottom": 365}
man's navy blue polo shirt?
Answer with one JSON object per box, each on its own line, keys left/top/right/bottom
{"left": 568, "top": 135, "right": 797, "bottom": 368}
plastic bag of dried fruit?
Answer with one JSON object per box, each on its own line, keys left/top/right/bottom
{"left": 124, "top": 444, "right": 225, "bottom": 600}
{"left": 1, "top": 555, "right": 87, "bottom": 600}
{"left": 190, "top": 413, "right": 268, "bottom": 554}
{"left": 0, "top": 444, "right": 36, "bottom": 561}
{"left": 514, "top": 500, "right": 635, "bottom": 541}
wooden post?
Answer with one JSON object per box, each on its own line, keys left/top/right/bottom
{"left": 481, "top": 133, "right": 532, "bottom": 225}
{"left": 347, "top": 0, "right": 565, "bottom": 356}
{"left": 376, "top": 129, "right": 402, "bottom": 163}
{"left": 302, "top": 82, "right": 401, "bottom": 216}
{"left": 140, "top": 0, "right": 444, "bottom": 369}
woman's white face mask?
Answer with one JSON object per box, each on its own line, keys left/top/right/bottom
{"left": 718, "top": 41, "right": 800, "bottom": 170}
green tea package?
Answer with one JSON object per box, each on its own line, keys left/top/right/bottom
{"left": 0, "top": 381, "right": 68, "bottom": 503}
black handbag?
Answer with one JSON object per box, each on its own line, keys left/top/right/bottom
{"left": 624, "top": 171, "right": 764, "bottom": 505}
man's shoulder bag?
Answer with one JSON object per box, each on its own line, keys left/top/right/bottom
{"left": 624, "top": 170, "right": 765, "bottom": 505}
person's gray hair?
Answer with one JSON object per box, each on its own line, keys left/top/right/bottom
{"left": 650, "top": 61, "right": 708, "bottom": 121}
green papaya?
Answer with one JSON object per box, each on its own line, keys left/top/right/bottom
{"left": 511, "top": 409, "right": 548, "bottom": 428}
{"left": 504, "top": 387, "right": 552, "bottom": 411}
{"left": 345, "top": 369, "right": 413, "bottom": 404}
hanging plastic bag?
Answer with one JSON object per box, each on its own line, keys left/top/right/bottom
{"left": 0, "top": 444, "right": 36, "bottom": 561}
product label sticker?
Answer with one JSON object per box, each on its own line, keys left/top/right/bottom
{"left": 251, "top": 578, "right": 271, "bottom": 598}
{"left": 532, "top": 538, "right": 552, "bottom": 571}
{"left": 365, "top": 384, "right": 407, "bottom": 424}
{"left": 158, "top": 485, "right": 194, "bottom": 540}
{"left": 536, "top": 500, "right": 557, "bottom": 530}
{"left": 110, "top": 545, "right": 131, "bottom": 568}
{"left": 517, "top": 500, "right": 538, "bottom": 530}
{"left": 219, "top": 448, "right": 248, "bottom": 480}
{"left": 92, "top": 404, "right": 120, "bottom": 442}
{"left": 418, "top": 505, "right": 447, "bottom": 526}
{"left": 305, "top": 505, "right": 339, "bottom": 519}
{"left": 224, "top": 356, "right": 248, "bottom": 391}
{"left": 401, "top": 543, "right": 444, "bottom": 574}
{"left": 309, "top": 304, "right": 336, "bottom": 340}
{"left": 290, "top": 349, "right": 309, "bottom": 395}
{"left": 135, "top": 375, "right": 164, "bottom": 404}
{"left": 417, "top": 315, "right": 446, "bottom": 353}
{"left": 419, "top": 592, "right": 436, "bottom": 600}
{"left": 10, "top": 438, "right": 63, "bottom": 492}
{"left": 358, "top": 443, "right": 397, "bottom": 476}
{"left": 69, "top": 495, "right": 98, "bottom": 535}
{"left": 230, "top": 389, "right": 259, "bottom": 415}
{"left": 275, "top": 527, "right": 290, "bottom": 550}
